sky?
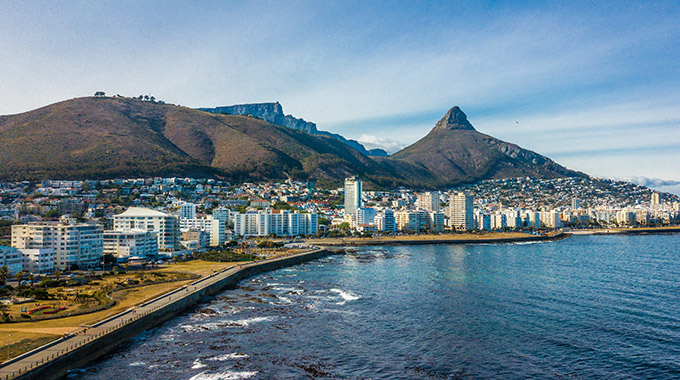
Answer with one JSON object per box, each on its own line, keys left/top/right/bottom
{"left": 1, "top": 1, "right": 679, "bottom": 194}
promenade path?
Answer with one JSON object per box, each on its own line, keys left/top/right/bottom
{"left": 0, "top": 262, "right": 245, "bottom": 379}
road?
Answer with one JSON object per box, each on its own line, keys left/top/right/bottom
{"left": 0, "top": 264, "right": 242, "bottom": 379}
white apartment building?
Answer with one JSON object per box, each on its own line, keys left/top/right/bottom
{"left": 416, "top": 192, "right": 441, "bottom": 212}
{"left": 20, "top": 248, "right": 54, "bottom": 274}
{"left": 540, "top": 211, "right": 562, "bottom": 228}
{"left": 357, "top": 207, "right": 377, "bottom": 226}
{"left": 448, "top": 192, "right": 474, "bottom": 231}
{"left": 212, "top": 207, "right": 230, "bottom": 227}
{"left": 376, "top": 209, "right": 396, "bottom": 232}
{"left": 233, "top": 210, "right": 318, "bottom": 237}
{"left": 0, "top": 246, "right": 24, "bottom": 275}
{"left": 344, "top": 177, "right": 362, "bottom": 217}
{"left": 113, "top": 207, "right": 181, "bottom": 252}
{"left": 428, "top": 211, "right": 446, "bottom": 232}
{"left": 394, "top": 210, "right": 430, "bottom": 232}
{"left": 103, "top": 230, "right": 158, "bottom": 258}
{"left": 180, "top": 216, "right": 225, "bottom": 247}
{"left": 11, "top": 220, "right": 103, "bottom": 270}
{"left": 179, "top": 202, "right": 197, "bottom": 219}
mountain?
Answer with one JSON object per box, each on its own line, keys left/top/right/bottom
{"left": 0, "top": 97, "right": 582, "bottom": 188}
{"left": 389, "top": 106, "right": 584, "bottom": 185}
{"left": 0, "top": 97, "right": 391, "bottom": 184}
{"left": 199, "top": 102, "right": 388, "bottom": 157}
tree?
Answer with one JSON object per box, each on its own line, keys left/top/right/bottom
{"left": 0, "top": 265, "right": 8, "bottom": 285}
{"left": 28, "top": 274, "right": 35, "bottom": 287}
{"left": 94, "top": 91, "right": 105, "bottom": 97}
{"left": 14, "top": 271, "right": 24, "bottom": 283}
{"left": 143, "top": 95, "right": 149, "bottom": 101}
{"left": 54, "top": 270, "right": 62, "bottom": 281}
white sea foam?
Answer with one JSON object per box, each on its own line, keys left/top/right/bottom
{"left": 225, "top": 316, "right": 275, "bottom": 327}
{"left": 189, "top": 370, "right": 258, "bottom": 380}
{"left": 208, "top": 353, "right": 249, "bottom": 361}
{"left": 330, "top": 288, "right": 361, "bottom": 304}
{"left": 192, "top": 359, "right": 207, "bottom": 369}
{"left": 129, "top": 361, "right": 146, "bottom": 367}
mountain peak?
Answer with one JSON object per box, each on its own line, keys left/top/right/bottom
{"left": 433, "top": 106, "right": 475, "bottom": 131}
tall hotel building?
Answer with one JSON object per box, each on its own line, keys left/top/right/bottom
{"left": 113, "top": 207, "right": 181, "bottom": 252}
{"left": 11, "top": 220, "right": 103, "bottom": 270}
{"left": 344, "top": 176, "right": 363, "bottom": 217}
{"left": 448, "top": 192, "right": 474, "bottom": 231}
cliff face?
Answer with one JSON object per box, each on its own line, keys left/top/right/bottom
{"left": 199, "top": 102, "right": 318, "bottom": 134}
{"left": 198, "top": 102, "right": 387, "bottom": 157}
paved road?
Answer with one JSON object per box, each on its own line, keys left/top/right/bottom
{"left": 0, "top": 264, "right": 243, "bottom": 379}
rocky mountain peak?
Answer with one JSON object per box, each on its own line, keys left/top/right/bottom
{"left": 433, "top": 106, "right": 476, "bottom": 131}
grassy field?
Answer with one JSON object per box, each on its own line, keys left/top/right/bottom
{"left": 0, "top": 259, "right": 249, "bottom": 362}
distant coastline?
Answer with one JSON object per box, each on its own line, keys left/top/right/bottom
{"left": 305, "top": 231, "right": 567, "bottom": 247}
{"left": 568, "top": 226, "right": 680, "bottom": 235}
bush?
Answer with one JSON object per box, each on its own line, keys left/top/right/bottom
{"left": 257, "top": 240, "right": 283, "bottom": 248}
{"left": 198, "top": 250, "right": 257, "bottom": 262}
{"left": 17, "top": 287, "right": 50, "bottom": 300}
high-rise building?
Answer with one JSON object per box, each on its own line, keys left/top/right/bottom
{"left": 571, "top": 198, "right": 581, "bottom": 210}
{"left": 651, "top": 193, "right": 660, "bottom": 206}
{"left": 11, "top": 220, "right": 103, "bottom": 270}
{"left": 180, "top": 216, "right": 226, "bottom": 247}
{"left": 416, "top": 192, "right": 441, "bottom": 211}
{"left": 179, "top": 202, "right": 197, "bottom": 219}
{"left": 232, "top": 210, "right": 318, "bottom": 237}
{"left": 448, "top": 192, "right": 474, "bottom": 231}
{"left": 344, "top": 177, "right": 362, "bottom": 217}
{"left": 113, "top": 207, "right": 181, "bottom": 252}
{"left": 103, "top": 230, "right": 158, "bottom": 258}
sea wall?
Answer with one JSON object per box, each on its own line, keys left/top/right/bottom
{"left": 10, "top": 249, "right": 334, "bottom": 380}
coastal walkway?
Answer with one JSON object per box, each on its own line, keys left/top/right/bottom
{"left": 0, "top": 248, "right": 331, "bottom": 380}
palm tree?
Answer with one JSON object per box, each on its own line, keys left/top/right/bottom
{"left": 0, "top": 266, "right": 9, "bottom": 285}
{"left": 28, "top": 274, "right": 35, "bottom": 287}
{"left": 14, "top": 271, "right": 24, "bottom": 284}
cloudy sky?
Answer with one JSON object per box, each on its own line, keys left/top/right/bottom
{"left": 1, "top": 1, "right": 679, "bottom": 193}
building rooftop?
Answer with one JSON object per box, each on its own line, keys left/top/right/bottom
{"left": 116, "top": 207, "right": 171, "bottom": 217}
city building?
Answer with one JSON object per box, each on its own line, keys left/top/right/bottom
{"left": 103, "top": 230, "right": 158, "bottom": 258}
{"left": 448, "top": 192, "right": 474, "bottom": 231}
{"left": 233, "top": 210, "right": 318, "bottom": 237}
{"left": 113, "top": 207, "right": 181, "bottom": 252}
{"left": 344, "top": 177, "right": 363, "bottom": 217}
{"left": 11, "top": 219, "right": 103, "bottom": 270}
{"left": 180, "top": 216, "right": 225, "bottom": 247}
{"left": 376, "top": 209, "right": 396, "bottom": 232}
{"left": 416, "top": 192, "right": 441, "bottom": 211}
{"left": 0, "top": 246, "right": 24, "bottom": 275}
{"left": 20, "top": 248, "right": 54, "bottom": 274}
{"left": 357, "top": 207, "right": 377, "bottom": 226}
{"left": 179, "top": 202, "right": 196, "bottom": 219}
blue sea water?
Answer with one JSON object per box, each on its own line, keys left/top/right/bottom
{"left": 77, "top": 234, "right": 680, "bottom": 379}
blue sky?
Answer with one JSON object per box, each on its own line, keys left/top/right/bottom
{"left": 1, "top": 1, "right": 679, "bottom": 193}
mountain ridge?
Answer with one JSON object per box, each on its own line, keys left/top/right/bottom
{"left": 198, "top": 102, "right": 388, "bottom": 157}
{"left": 0, "top": 97, "right": 584, "bottom": 188}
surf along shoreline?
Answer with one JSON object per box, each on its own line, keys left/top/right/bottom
{"left": 305, "top": 231, "right": 568, "bottom": 247}
{"left": 0, "top": 248, "right": 336, "bottom": 380}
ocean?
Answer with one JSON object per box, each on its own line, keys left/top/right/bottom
{"left": 74, "top": 234, "right": 680, "bottom": 379}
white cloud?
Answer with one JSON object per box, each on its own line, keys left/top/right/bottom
{"left": 354, "top": 134, "right": 406, "bottom": 154}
